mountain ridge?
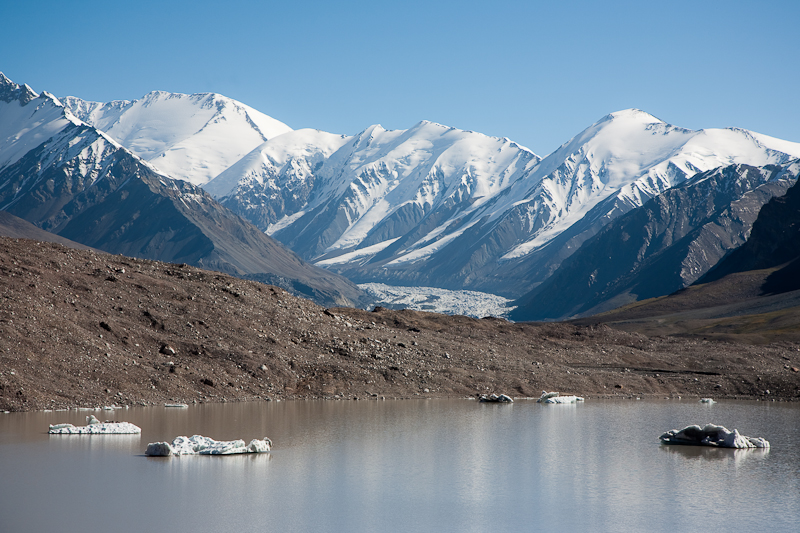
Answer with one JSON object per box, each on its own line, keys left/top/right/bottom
{"left": 0, "top": 72, "right": 366, "bottom": 308}
{"left": 62, "top": 89, "right": 292, "bottom": 187}
{"left": 509, "top": 160, "right": 800, "bottom": 321}
{"left": 212, "top": 107, "right": 800, "bottom": 296}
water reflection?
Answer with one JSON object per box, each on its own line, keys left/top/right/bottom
{"left": 48, "top": 432, "right": 142, "bottom": 454}
{"left": 659, "top": 443, "right": 770, "bottom": 464}
{"left": 1, "top": 400, "right": 799, "bottom": 533}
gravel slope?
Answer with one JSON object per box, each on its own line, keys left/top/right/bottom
{"left": 1, "top": 236, "right": 799, "bottom": 411}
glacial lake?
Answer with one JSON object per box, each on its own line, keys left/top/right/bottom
{"left": 1, "top": 399, "right": 798, "bottom": 532}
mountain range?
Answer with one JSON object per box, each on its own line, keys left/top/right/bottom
{"left": 203, "top": 109, "right": 800, "bottom": 297}
{"left": 0, "top": 73, "right": 365, "bottom": 307}
{"left": 3, "top": 71, "right": 800, "bottom": 319}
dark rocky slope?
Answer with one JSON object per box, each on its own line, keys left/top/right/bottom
{"left": 511, "top": 162, "right": 799, "bottom": 321}
{"left": 701, "top": 167, "right": 800, "bottom": 294}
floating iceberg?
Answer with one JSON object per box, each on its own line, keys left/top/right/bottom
{"left": 49, "top": 415, "right": 141, "bottom": 434}
{"left": 145, "top": 435, "right": 272, "bottom": 456}
{"left": 699, "top": 398, "right": 716, "bottom": 404}
{"left": 659, "top": 424, "right": 769, "bottom": 449}
{"left": 537, "top": 391, "right": 584, "bottom": 404}
{"left": 164, "top": 403, "right": 189, "bottom": 408}
{"left": 479, "top": 393, "right": 513, "bottom": 403}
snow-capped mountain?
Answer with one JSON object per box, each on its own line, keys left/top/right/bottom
{"left": 0, "top": 73, "right": 365, "bottom": 307}
{"left": 208, "top": 121, "right": 540, "bottom": 263}
{"left": 62, "top": 91, "right": 292, "bottom": 187}
{"left": 510, "top": 160, "right": 800, "bottom": 321}
{"left": 213, "top": 109, "right": 800, "bottom": 295}
{"left": 8, "top": 69, "right": 800, "bottom": 310}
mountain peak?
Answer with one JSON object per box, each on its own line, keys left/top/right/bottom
{"left": 0, "top": 72, "right": 38, "bottom": 105}
{"left": 603, "top": 108, "right": 664, "bottom": 124}
{"left": 62, "top": 89, "right": 292, "bottom": 186}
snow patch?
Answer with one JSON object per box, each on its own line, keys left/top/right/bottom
{"left": 316, "top": 238, "right": 400, "bottom": 266}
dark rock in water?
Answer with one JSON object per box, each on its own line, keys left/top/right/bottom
{"left": 479, "top": 393, "right": 513, "bottom": 403}
{"left": 659, "top": 423, "right": 769, "bottom": 448}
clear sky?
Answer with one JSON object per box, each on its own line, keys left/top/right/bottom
{"left": 3, "top": 0, "right": 799, "bottom": 157}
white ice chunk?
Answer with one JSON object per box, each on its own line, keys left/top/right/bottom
{"left": 537, "top": 391, "right": 585, "bottom": 404}
{"left": 145, "top": 434, "right": 272, "bottom": 456}
{"left": 659, "top": 423, "right": 770, "bottom": 448}
{"left": 48, "top": 420, "right": 141, "bottom": 434}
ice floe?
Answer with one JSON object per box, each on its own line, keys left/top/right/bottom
{"left": 699, "top": 398, "right": 716, "bottom": 404}
{"left": 659, "top": 424, "right": 770, "bottom": 449}
{"left": 479, "top": 393, "right": 513, "bottom": 403}
{"left": 537, "top": 391, "right": 585, "bottom": 404}
{"left": 145, "top": 435, "right": 272, "bottom": 456}
{"left": 164, "top": 403, "right": 189, "bottom": 408}
{"left": 49, "top": 415, "right": 141, "bottom": 434}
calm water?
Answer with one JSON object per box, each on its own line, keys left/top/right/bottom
{"left": 0, "top": 399, "right": 798, "bottom": 532}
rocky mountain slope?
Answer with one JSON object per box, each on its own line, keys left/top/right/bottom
{"left": 510, "top": 160, "right": 800, "bottom": 321}
{"left": 700, "top": 168, "right": 800, "bottom": 294}
{"left": 566, "top": 174, "right": 800, "bottom": 341}
{"left": 0, "top": 73, "right": 365, "bottom": 307}
{"left": 572, "top": 266, "right": 800, "bottom": 345}
{"left": 2, "top": 235, "right": 798, "bottom": 412}
{"left": 0, "top": 211, "right": 98, "bottom": 251}
{"left": 212, "top": 110, "right": 800, "bottom": 295}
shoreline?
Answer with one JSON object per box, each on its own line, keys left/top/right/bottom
{"left": 5, "top": 393, "right": 796, "bottom": 416}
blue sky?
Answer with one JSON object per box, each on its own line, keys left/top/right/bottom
{"left": 3, "top": 0, "right": 799, "bottom": 156}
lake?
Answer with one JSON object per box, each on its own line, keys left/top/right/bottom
{"left": 1, "top": 399, "right": 798, "bottom": 532}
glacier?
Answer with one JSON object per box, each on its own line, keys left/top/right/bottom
{"left": 359, "top": 282, "right": 515, "bottom": 318}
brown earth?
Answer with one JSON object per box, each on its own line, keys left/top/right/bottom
{"left": 2, "top": 236, "right": 800, "bottom": 411}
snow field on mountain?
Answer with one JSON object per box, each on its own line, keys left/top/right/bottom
{"left": 9, "top": 70, "right": 800, "bottom": 299}
{"left": 316, "top": 238, "right": 401, "bottom": 266}
{"left": 497, "top": 110, "right": 800, "bottom": 260}
{"left": 0, "top": 96, "right": 75, "bottom": 170}
{"left": 292, "top": 122, "right": 538, "bottom": 256}
{"left": 214, "top": 107, "right": 800, "bottom": 281}
{"left": 63, "top": 92, "right": 292, "bottom": 187}
{"left": 385, "top": 218, "right": 483, "bottom": 266}
{"left": 206, "top": 128, "right": 351, "bottom": 198}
